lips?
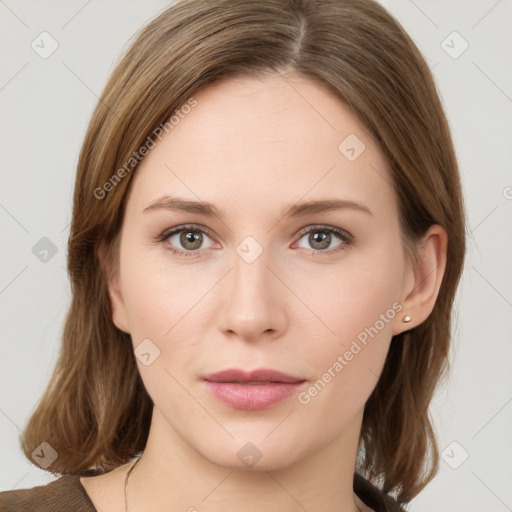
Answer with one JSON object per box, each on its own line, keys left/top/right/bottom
{"left": 204, "top": 368, "right": 305, "bottom": 384}
{"left": 203, "top": 369, "right": 307, "bottom": 410}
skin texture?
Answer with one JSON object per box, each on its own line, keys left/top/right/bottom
{"left": 82, "top": 72, "right": 447, "bottom": 512}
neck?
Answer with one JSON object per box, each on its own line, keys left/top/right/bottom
{"left": 126, "top": 407, "right": 364, "bottom": 512}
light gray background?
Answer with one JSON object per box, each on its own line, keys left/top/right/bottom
{"left": 1, "top": 1, "right": 511, "bottom": 510}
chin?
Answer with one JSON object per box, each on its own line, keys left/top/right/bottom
{"left": 194, "top": 432, "right": 307, "bottom": 473}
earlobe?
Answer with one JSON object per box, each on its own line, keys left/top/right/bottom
{"left": 97, "top": 240, "right": 130, "bottom": 334}
{"left": 392, "top": 225, "right": 448, "bottom": 335}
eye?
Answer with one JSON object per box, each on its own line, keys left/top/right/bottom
{"left": 158, "top": 224, "right": 217, "bottom": 257}
{"left": 294, "top": 225, "right": 353, "bottom": 255}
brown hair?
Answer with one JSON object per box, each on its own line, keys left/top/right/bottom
{"left": 20, "top": 0, "right": 466, "bottom": 504}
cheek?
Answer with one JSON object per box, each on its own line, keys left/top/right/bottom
{"left": 118, "top": 237, "right": 205, "bottom": 340}
{"left": 118, "top": 243, "right": 221, "bottom": 393}
{"left": 118, "top": 252, "right": 204, "bottom": 403}
{"left": 291, "top": 251, "right": 403, "bottom": 409}
{"left": 293, "top": 248, "right": 402, "bottom": 340}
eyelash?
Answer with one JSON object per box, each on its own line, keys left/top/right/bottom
{"left": 157, "top": 224, "right": 354, "bottom": 258}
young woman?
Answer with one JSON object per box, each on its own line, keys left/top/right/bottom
{"left": 0, "top": 0, "right": 466, "bottom": 511}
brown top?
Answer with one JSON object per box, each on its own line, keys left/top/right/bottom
{"left": 0, "top": 472, "right": 404, "bottom": 511}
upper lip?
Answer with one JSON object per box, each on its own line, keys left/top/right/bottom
{"left": 204, "top": 368, "right": 306, "bottom": 383}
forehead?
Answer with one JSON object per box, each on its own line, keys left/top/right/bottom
{"left": 126, "top": 72, "right": 396, "bottom": 220}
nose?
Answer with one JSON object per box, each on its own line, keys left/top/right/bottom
{"left": 217, "top": 243, "right": 288, "bottom": 342}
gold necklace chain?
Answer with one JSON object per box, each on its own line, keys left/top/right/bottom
{"left": 124, "top": 455, "right": 362, "bottom": 512}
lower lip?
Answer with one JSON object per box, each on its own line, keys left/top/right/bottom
{"left": 204, "top": 381, "right": 306, "bottom": 410}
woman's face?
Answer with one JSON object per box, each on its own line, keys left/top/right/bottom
{"left": 108, "top": 72, "right": 416, "bottom": 470}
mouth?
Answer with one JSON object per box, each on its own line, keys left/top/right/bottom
{"left": 203, "top": 368, "right": 307, "bottom": 410}
{"left": 203, "top": 368, "right": 306, "bottom": 384}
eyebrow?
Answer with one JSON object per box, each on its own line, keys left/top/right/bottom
{"left": 143, "top": 196, "right": 373, "bottom": 218}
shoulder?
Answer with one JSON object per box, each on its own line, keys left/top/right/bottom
{"left": 354, "top": 473, "right": 406, "bottom": 512}
{"left": 0, "top": 475, "right": 97, "bottom": 512}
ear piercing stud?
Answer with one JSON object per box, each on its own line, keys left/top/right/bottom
{"left": 402, "top": 315, "right": 412, "bottom": 323}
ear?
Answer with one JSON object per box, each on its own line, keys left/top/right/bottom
{"left": 97, "top": 240, "right": 130, "bottom": 334}
{"left": 392, "top": 224, "right": 448, "bottom": 335}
